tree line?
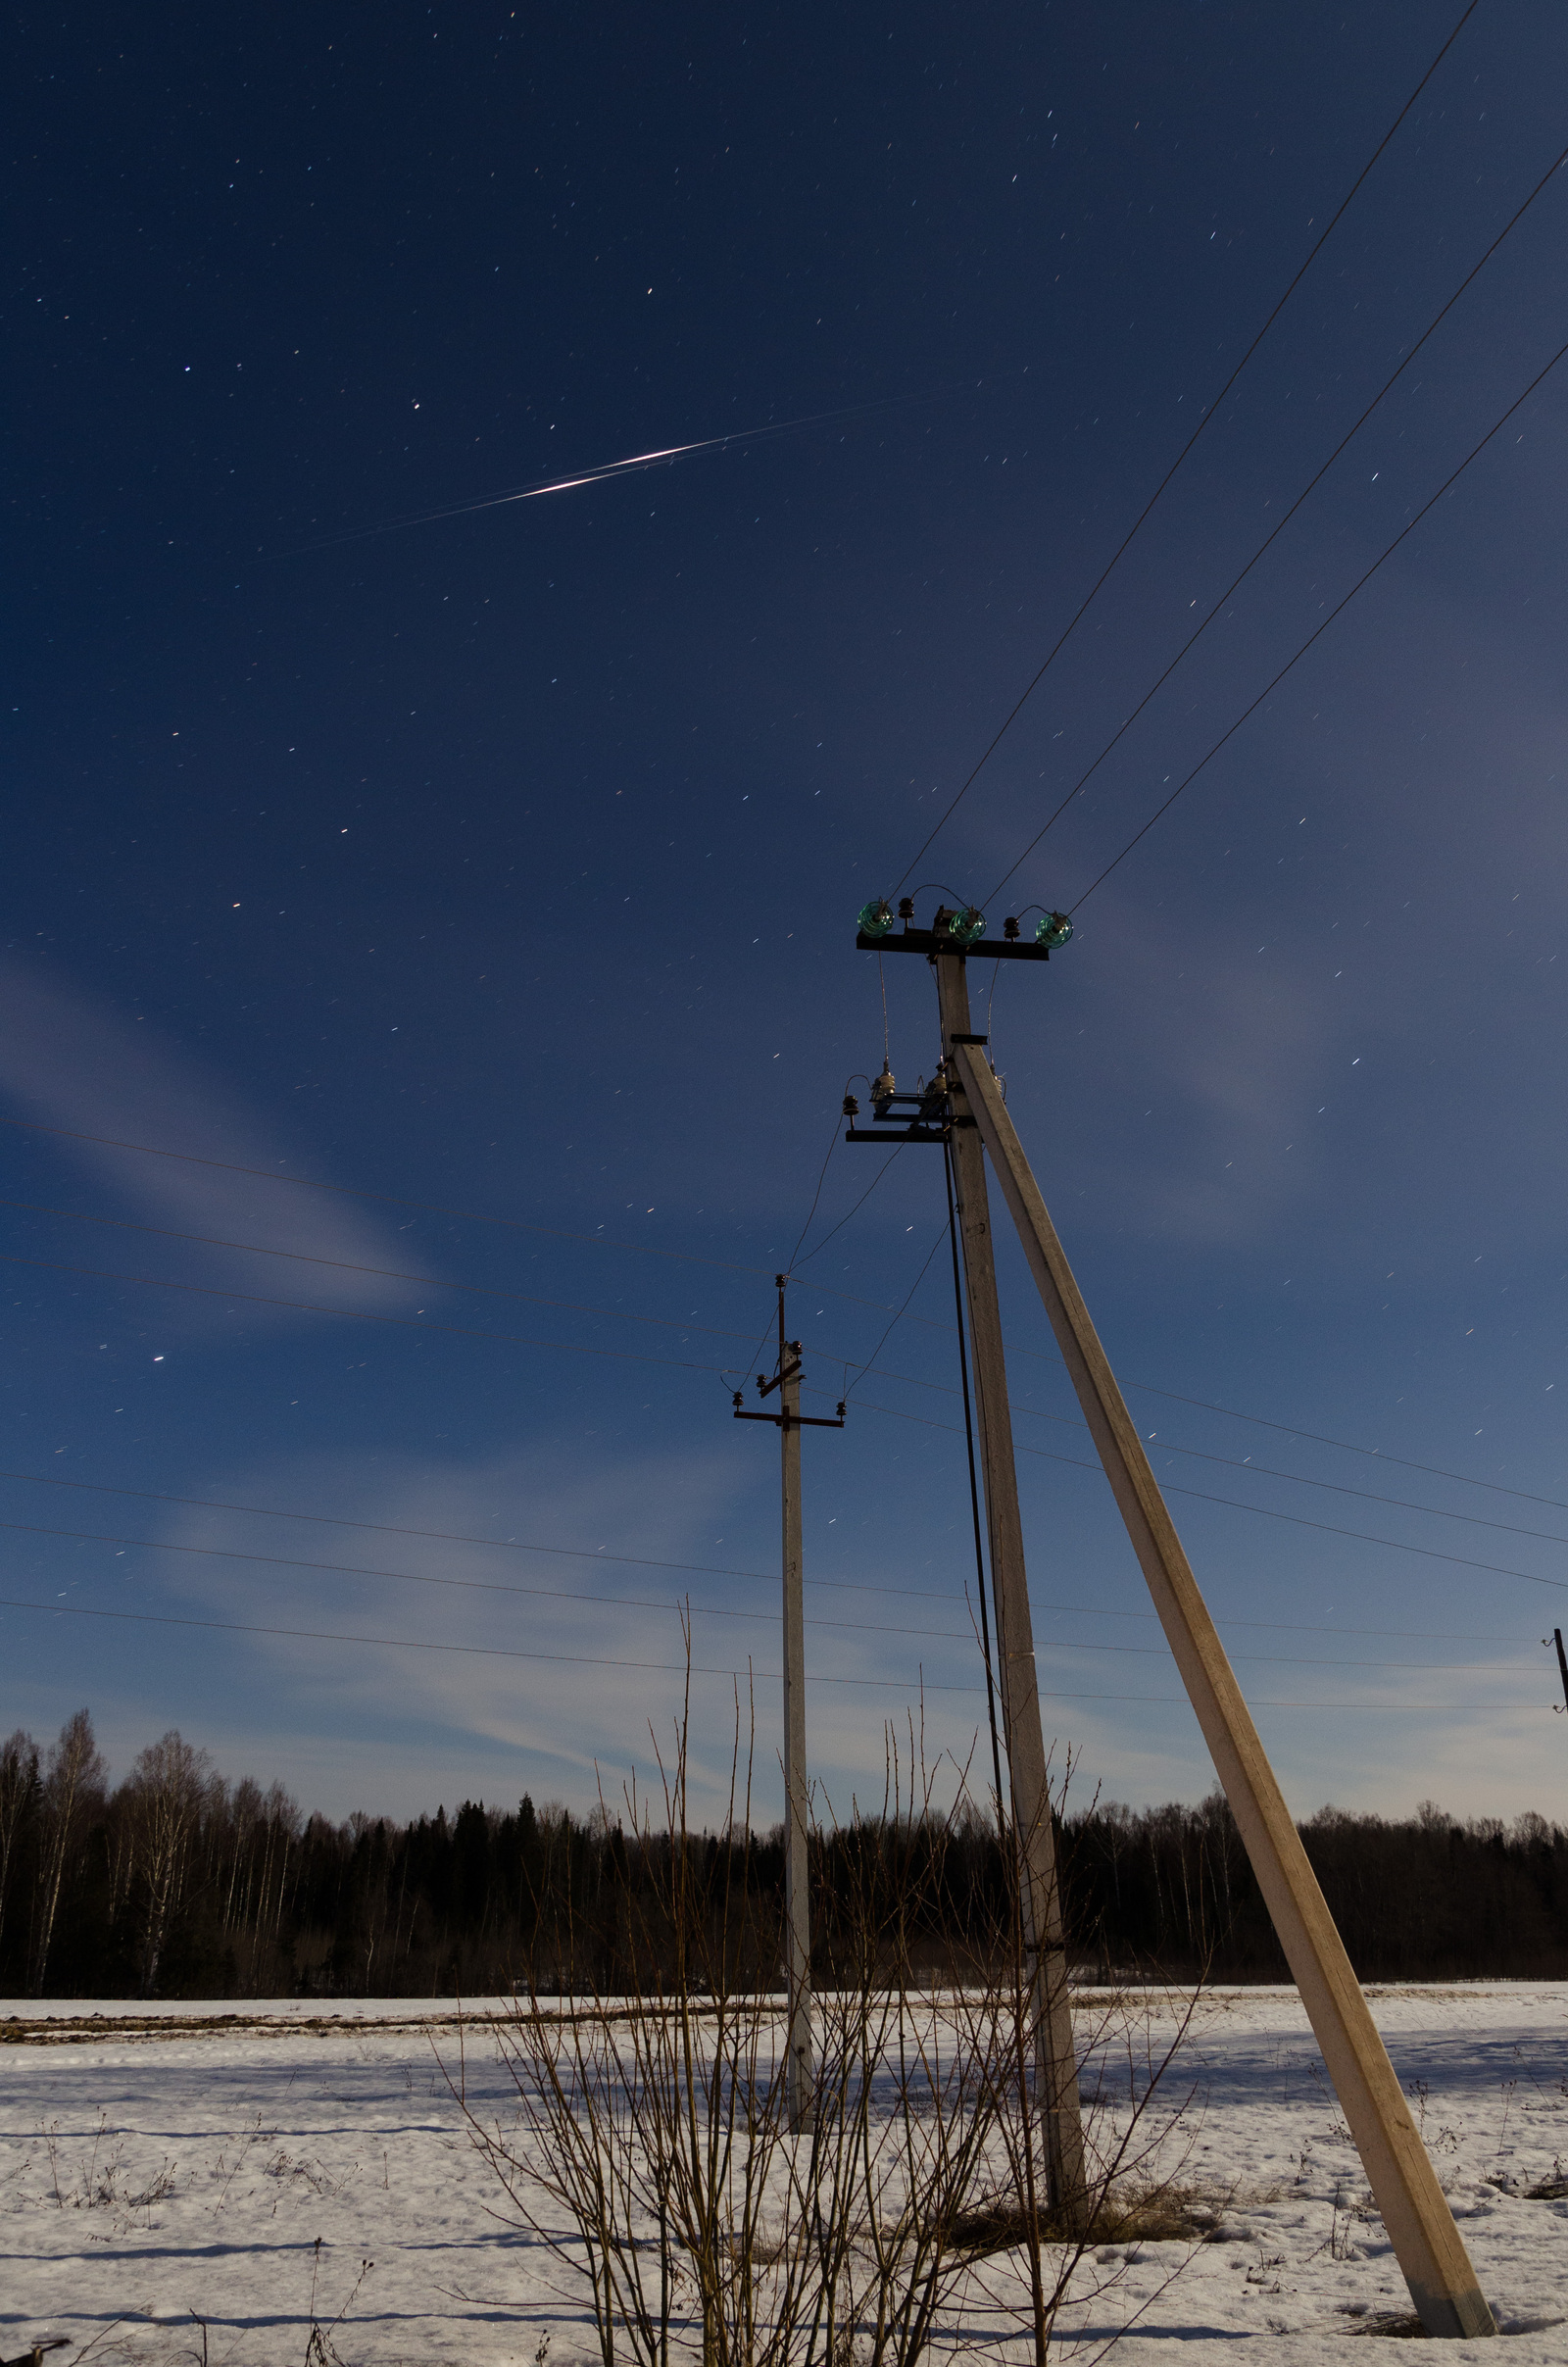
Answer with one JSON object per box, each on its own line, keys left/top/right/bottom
{"left": 2, "top": 1708, "right": 1564, "bottom": 1999}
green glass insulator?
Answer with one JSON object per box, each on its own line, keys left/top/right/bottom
{"left": 948, "top": 906, "right": 986, "bottom": 946}
{"left": 858, "top": 899, "right": 894, "bottom": 938}
{"left": 1035, "top": 911, "right": 1073, "bottom": 950}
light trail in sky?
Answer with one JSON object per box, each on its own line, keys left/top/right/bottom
{"left": 264, "top": 389, "right": 924, "bottom": 558}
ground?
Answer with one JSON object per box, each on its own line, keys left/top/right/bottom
{"left": 0, "top": 1984, "right": 1563, "bottom": 2365}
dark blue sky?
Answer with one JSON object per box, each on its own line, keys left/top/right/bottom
{"left": 8, "top": 2, "right": 1567, "bottom": 1824}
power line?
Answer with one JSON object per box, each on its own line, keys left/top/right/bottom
{"left": 1111, "top": 1432, "right": 1568, "bottom": 1551}
{"left": 839, "top": 1393, "right": 1568, "bottom": 1592}
{"left": 1121, "top": 1379, "right": 1568, "bottom": 1517}
{"left": 843, "top": 1221, "right": 949, "bottom": 1400}
{"left": 8, "top": 1124, "right": 1556, "bottom": 1515}
{"left": 0, "top": 1595, "right": 1528, "bottom": 1710}
{"left": 0, "top": 1517, "right": 974, "bottom": 1648}
{"left": 812, "top": 1352, "right": 1568, "bottom": 1546}
{"left": 16, "top": 1225, "right": 1564, "bottom": 1579}
{"left": 0, "top": 1253, "right": 734, "bottom": 1377}
{"left": 788, "top": 1145, "right": 906, "bottom": 1271}
{"left": 13, "top": 1211, "right": 1560, "bottom": 1564}
{"left": 835, "top": 1295, "right": 1562, "bottom": 1510}
{"left": 0, "top": 1467, "right": 1542, "bottom": 1647}
{"left": 1068, "top": 327, "right": 1568, "bottom": 910}
{"left": 781, "top": 1112, "right": 844, "bottom": 1271}
{"left": 0, "top": 1111, "right": 909, "bottom": 1323}
{"left": 892, "top": 0, "right": 1482, "bottom": 893}
{"left": 15, "top": 1191, "right": 1554, "bottom": 1547}
{"left": 985, "top": 130, "right": 1568, "bottom": 907}
{"left": 16, "top": 1516, "right": 1535, "bottom": 1673}
{"left": 0, "top": 1115, "right": 775, "bottom": 1277}
{"left": 0, "top": 1199, "right": 763, "bottom": 1346}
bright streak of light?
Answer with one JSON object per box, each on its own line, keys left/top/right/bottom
{"left": 265, "top": 393, "right": 917, "bottom": 559}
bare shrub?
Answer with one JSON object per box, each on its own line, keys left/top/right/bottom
{"left": 459, "top": 1643, "right": 1203, "bottom": 2365}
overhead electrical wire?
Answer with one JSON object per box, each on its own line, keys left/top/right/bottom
{"left": 5, "top": 1113, "right": 1549, "bottom": 1518}
{"left": 842, "top": 1220, "right": 949, "bottom": 1401}
{"left": 1121, "top": 1379, "right": 1568, "bottom": 1516}
{"left": 892, "top": 0, "right": 1483, "bottom": 893}
{"left": 810, "top": 1357, "right": 1568, "bottom": 1549}
{"left": 984, "top": 130, "right": 1568, "bottom": 907}
{"left": 0, "top": 1113, "right": 909, "bottom": 1325}
{"left": 834, "top": 1392, "right": 1568, "bottom": 1592}
{"left": 0, "top": 1253, "right": 736, "bottom": 1378}
{"left": 1065, "top": 329, "right": 1568, "bottom": 911}
{"left": 0, "top": 1516, "right": 998, "bottom": 1649}
{"left": 0, "top": 1115, "right": 775, "bottom": 1281}
{"left": 0, "top": 1467, "right": 1544, "bottom": 1648}
{"left": 0, "top": 1199, "right": 763, "bottom": 1347}
{"left": 11, "top": 1197, "right": 1554, "bottom": 1545}
{"left": 787, "top": 1145, "right": 906, "bottom": 1273}
{"left": 1, "top": 1595, "right": 1516, "bottom": 1710}
{"left": 15, "top": 1514, "right": 1538, "bottom": 1674}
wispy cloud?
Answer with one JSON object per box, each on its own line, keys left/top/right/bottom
{"left": 0, "top": 954, "right": 414, "bottom": 1320}
{"left": 136, "top": 1435, "right": 1038, "bottom": 1823}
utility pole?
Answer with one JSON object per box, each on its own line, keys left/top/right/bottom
{"left": 946, "top": 1029, "right": 1495, "bottom": 2341}
{"left": 847, "top": 899, "right": 1087, "bottom": 2229}
{"left": 935, "top": 954, "right": 1088, "bottom": 2230}
{"left": 734, "top": 1279, "right": 843, "bottom": 2133}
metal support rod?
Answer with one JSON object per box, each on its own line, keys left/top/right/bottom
{"left": 778, "top": 1289, "right": 814, "bottom": 2132}
{"left": 948, "top": 1037, "right": 1495, "bottom": 2341}
{"left": 935, "top": 956, "right": 1088, "bottom": 2229}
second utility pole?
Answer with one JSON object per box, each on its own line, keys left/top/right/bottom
{"left": 778, "top": 1295, "right": 811, "bottom": 2132}
{"left": 936, "top": 952, "right": 1088, "bottom": 2230}
{"left": 734, "top": 1277, "right": 844, "bottom": 2133}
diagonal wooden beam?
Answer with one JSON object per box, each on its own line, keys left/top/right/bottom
{"left": 949, "top": 1041, "right": 1494, "bottom": 2341}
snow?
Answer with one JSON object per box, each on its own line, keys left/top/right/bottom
{"left": 1, "top": 1984, "right": 1564, "bottom": 2364}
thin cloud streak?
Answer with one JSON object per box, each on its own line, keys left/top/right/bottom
{"left": 0, "top": 956, "right": 416, "bottom": 1321}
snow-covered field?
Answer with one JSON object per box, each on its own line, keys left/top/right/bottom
{"left": 1, "top": 1984, "right": 1564, "bottom": 2365}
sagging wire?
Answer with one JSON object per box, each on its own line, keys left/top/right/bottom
{"left": 842, "top": 1220, "right": 948, "bottom": 1400}
{"left": 943, "top": 1135, "right": 1006, "bottom": 1839}
{"left": 783, "top": 1110, "right": 844, "bottom": 1274}
{"left": 740, "top": 1107, "right": 846, "bottom": 1385}
{"left": 982, "top": 125, "right": 1568, "bottom": 912}
{"left": 893, "top": 0, "right": 1484, "bottom": 897}
{"left": 790, "top": 1144, "right": 906, "bottom": 1270}
{"left": 1068, "top": 325, "right": 1568, "bottom": 914}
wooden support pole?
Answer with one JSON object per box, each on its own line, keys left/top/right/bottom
{"left": 948, "top": 1038, "right": 1494, "bottom": 2341}
{"left": 936, "top": 955, "right": 1088, "bottom": 2229}
{"left": 780, "top": 1324, "right": 814, "bottom": 2132}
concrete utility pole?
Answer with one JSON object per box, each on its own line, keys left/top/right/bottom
{"left": 734, "top": 1280, "right": 843, "bottom": 2134}
{"left": 778, "top": 1319, "right": 811, "bottom": 2131}
{"left": 935, "top": 953, "right": 1088, "bottom": 2231}
{"left": 948, "top": 1038, "right": 1495, "bottom": 2342}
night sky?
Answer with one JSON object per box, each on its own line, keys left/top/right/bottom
{"left": 9, "top": 3, "right": 1567, "bottom": 1828}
